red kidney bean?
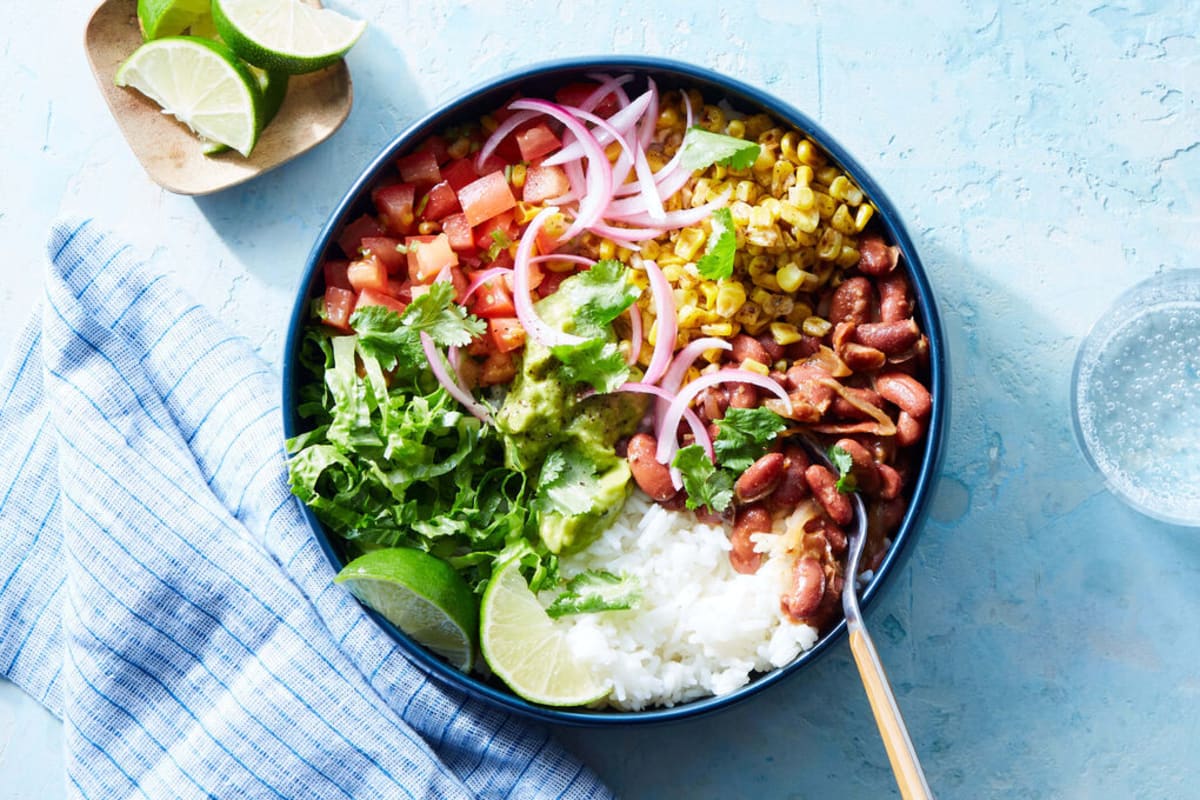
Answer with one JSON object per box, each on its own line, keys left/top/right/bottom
{"left": 854, "top": 319, "right": 921, "bottom": 355}
{"left": 766, "top": 446, "right": 811, "bottom": 510}
{"left": 857, "top": 235, "right": 899, "bottom": 276}
{"left": 895, "top": 411, "right": 926, "bottom": 447}
{"left": 830, "top": 386, "right": 886, "bottom": 421}
{"left": 697, "top": 386, "right": 729, "bottom": 424}
{"left": 841, "top": 343, "right": 887, "bottom": 372}
{"left": 875, "top": 372, "right": 932, "bottom": 419}
{"left": 735, "top": 452, "right": 785, "bottom": 503}
{"left": 784, "top": 335, "right": 821, "bottom": 360}
{"left": 834, "top": 437, "right": 880, "bottom": 494}
{"left": 758, "top": 334, "right": 785, "bottom": 363}
{"left": 829, "top": 277, "right": 873, "bottom": 326}
{"left": 878, "top": 273, "right": 911, "bottom": 322}
{"left": 731, "top": 505, "right": 771, "bottom": 574}
{"left": 878, "top": 463, "right": 904, "bottom": 500}
{"left": 627, "top": 433, "right": 676, "bottom": 501}
{"left": 731, "top": 334, "right": 771, "bottom": 367}
{"left": 729, "top": 383, "right": 758, "bottom": 409}
{"left": 805, "top": 464, "right": 854, "bottom": 526}
{"left": 781, "top": 557, "right": 825, "bottom": 620}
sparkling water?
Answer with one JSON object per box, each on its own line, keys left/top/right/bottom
{"left": 1074, "top": 272, "right": 1200, "bottom": 525}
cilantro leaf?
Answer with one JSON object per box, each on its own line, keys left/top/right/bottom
{"left": 552, "top": 338, "right": 630, "bottom": 394}
{"left": 672, "top": 444, "right": 734, "bottom": 512}
{"left": 713, "top": 407, "right": 787, "bottom": 471}
{"left": 828, "top": 445, "right": 857, "bottom": 493}
{"left": 679, "top": 127, "right": 762, "bottom": 171}
{"left": 534, "top": 446, "right": 601, "bottom": 518}
{"left": 350, "top": 283, "right": 485, "bottom": 373}
{"left": 696, "top": 207, "right": 736, "bottom": 280}
{"left": 546, "top": 570, "right": 641, "bottom": 618}
{"left": 560, "top": 259, "right": 641, "bottom": 332}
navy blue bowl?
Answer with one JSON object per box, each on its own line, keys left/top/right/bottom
{"left": 282, "top": 56, "right": 947, "bottom": 726}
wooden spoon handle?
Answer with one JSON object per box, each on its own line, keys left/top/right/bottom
{"left": 849, "top": 627, "right": 933, "bottom": 800}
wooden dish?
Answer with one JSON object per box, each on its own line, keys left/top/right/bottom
{"left": 84, "top": 0, "right": 353, "bottom": 195}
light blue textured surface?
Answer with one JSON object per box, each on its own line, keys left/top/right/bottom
{"left": 2, "top": 1, "right": 1198, "bottom": 798}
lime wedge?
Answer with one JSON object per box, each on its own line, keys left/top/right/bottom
{"left": 480, "top": 561, "right": 609, "bottom": 707}
{"left": 115, "top": 36, "right": 264, "bottom": 157}
{"left": 212, "top": 0, "right": 367, "bottom": 75}
{"left": 335, "top": 548, "right": 478, "bottom": 672}
{"left": 137, "top": 0, "right": 211, "bottom": 40}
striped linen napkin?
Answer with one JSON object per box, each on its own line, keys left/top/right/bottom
{"left": 0, "top": 218, "right": 610, "bottom": 800}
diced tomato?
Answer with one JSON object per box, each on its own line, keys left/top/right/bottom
{"left": 476, "top": 152, "right": 509, "bottom": 176}
{"left": 371, "top": 183, "right": 417, "bottom": 236}
{"left": 354, "top": 287, "right": 407, "bottom": 315}
{"left": 479, "top": 350, "right": 517, "bottom": 385}
{"left": 488, "top": 317, "right": 525, "bottom": 353}
{"left": 534, "top": 210, "right": 568, "bottom": 254}
{"left": 522, "top": 164, "right": 570, "bottom": 204}
{"left": 442, "top": 213, "right": 477, "bottom": 253}
{"left": 420, "top": 181, "right": 462, "bottom": 221}
{"left": 537, "top": 269, "right": 571, "bottom": 298}
{"left": 465, "top": 335, "right": 492, "bottom": 357}
{"left": 441, "top": 158, "right": 479, "bottom": 192}
{"left": 458, "top": 171, "right": 518, "bottom": 226}
{"left": 471, "top": 277, "right": 515, "bottom": 318}
{"left": 347, "top": 254, "right": 389, "bottom": 292}
{"left": 323, "top": 259, "right": 352, "bottom": 290}
{"left": 338, "top": 214, "right": 384, "bottom": 258}
{"left": 415, "top": 134, "right": 450, "bottom": 164}
{"left": 491, "top": 94, "right": 524, "bottom": 123}
{"left": 473, "top": 210, "right": 517, "bottom": 252}
{"left": 396, "top": 150, "right": 442, "bottom": 188}
{"left": 516, "top": 123, "right": 562, "bottom": 162}
{"left": 555, "top": 82, "right": 620, "bottom": 117}
{"left": 385, "top": 279, "right": 413, "bottom": 304}
{"left": 494, "top": 131, "right": 524, "bottom": 165}
{"left": 408, "top": 233, "right": 458, "bottom": 283}
{"left": 359, "top": 236, "right": 406, "bottom": 275}
{"left": 323, "top": 286, "right": 356, "bottom": 331}
{"left": 448, "top": 265, "right": 469, "bottom": 303}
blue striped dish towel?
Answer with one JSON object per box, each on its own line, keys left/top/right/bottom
{"left": 0, "top": 218, "right": 610, "bottom": 800}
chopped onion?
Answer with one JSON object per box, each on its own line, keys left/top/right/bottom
{"left": 513, "top": 206, "right": 586, "bottom": 348}
{"left": 420, "top": 332, "right": 491, "bottom": 423}
{"left": 612, "top": 89, "right": 693, "bottom": 199}
{"left": 529, "top": 253, "right": 596, "bottom": 269}
{"left": 641, "top": 259, "right": 676, "bottom": 385}
{"left": 541, "top": 90, "right": 655, "bottom": 167}
{"left": 638, "top": 77, "right": 658, "bottom": 150}
{"left": 579, "top": 73, "right": 634, "bottom": 113}
{"left": 617, "top": 381, "right": 712, "bottom": 463}
{"left": 462, "top": 266, "right": 513, "bottom": 303}
{"left": 585, "top": 220, "right": 663, "bottom": 243}
{"left": 509, "top": 99, "right": 614, "bottom": 240}
{"left": 475, "top": 109, "right": 539, "bottom": 173}
{"left": 608, "top": 192, "right": 731, "bottom": 228}
{"left": 626, "top": 304, "right": 643, "bottom": 366}
{"left": 654, "top": 369, "right": 792, "bottom": 465}
{"left": 661, "top": 337, "right": 732, "bottom": 393}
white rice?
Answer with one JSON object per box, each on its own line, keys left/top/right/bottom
{"left": 547, "top": 493, "right": 819, "bottom": 711}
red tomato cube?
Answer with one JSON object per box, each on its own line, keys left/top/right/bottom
{"left": 442, "top": 213, "right": 477, "bottom": 253}
{"left": 359, "top": 236, "right": 407, "bottom": 275}
{"left": 420, "top": 181, "right": 462, "bottom": 221}
{"left": 471, "top": 278, "right": 516, "bottom": 319}
{"left": 440, "top": 158, "right": 480, "bottom": 192}
{"left": 555, "top": 82, "right": 620, "bottom": 117}
{"left": 355, "top": 288, "right": 408, "bottom": 315}
{"left": 338, "top": 214, "right": 384, "bottom": 258}
{"left": 458, "top": 171, "right": 518, "bottom": 227}
{"left": 347, "top": 255, "right": 389, "bottom": 292}
{"left": 323, "top": 286, "right": 356, "bottom": 331}
{"left": 534, "top": 211, "right": 568, "bottom": 254}
{"left": 408, "top": 233, "right": 458, "bottom": 283}
{"left": 516, "top": 123, "right": 562, "bottom": 162}
{"left": 473, "top": 211, "right": 517, "bottom": 252}
{"left": 488, "top": 317, "right": 526, "bottom": 353}
{"left": 371, "top": 183, "right": 416, "bottom": 236}
{"left": 415, "top": 134, "right": 450, "bottom": 165}
{"left": 323, "top": 259, "right": 352, "bottom": 290}
{"left": 522, "top": 164, "right": 571, "bottom": 204}
{"left": 476, "top": 153, "right": 509, "bottom": 175}
{"left": 396, "top": 150, "right": 442, "bottom": 188}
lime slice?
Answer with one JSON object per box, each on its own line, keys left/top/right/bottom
{"left": 137, "top": 0, "right": 211, "bottom": 40}
{"left": 115, "top": 36, "right": 264, "bottom": 157}
{"left": 201, "top": 64, "right": 288, "bottom": 155}
{"left": 480, "top": 561, "right": 609, "bottom": 707}
{"left": 212, "top": 0, "right": 367, "bottom": 75}
{"left": 335, "top": 548, "right": 478, "bottom": 672}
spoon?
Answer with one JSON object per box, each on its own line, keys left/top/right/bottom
{"left": 801, "top": 437, "right": 933, "bottom": 800}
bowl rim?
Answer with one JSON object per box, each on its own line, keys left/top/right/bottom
{"left": 281, "top": 55, "right": 948, "bottom": 726}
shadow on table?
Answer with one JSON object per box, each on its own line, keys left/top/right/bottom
{"left": 189, "top": 24, "right": 425, "bottom": 294}
{"left": 556, "top": 238, "right": 1198, "bottom": 799}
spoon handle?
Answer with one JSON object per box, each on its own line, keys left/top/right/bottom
{"left": 848, "top": 625, "right": 933, "bottom": 800}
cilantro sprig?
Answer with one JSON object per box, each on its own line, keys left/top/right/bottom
{"left": 671, "top": 407, "right": 787, "bottom": 512}
{"left": 679, "top": 127, "right": 762, "bottom": 171}
{"left": 828, "top": 445, "right": 857, "bottom": 493}
{"left": 696, "top": 207, "right": 736, "bottom": 281}
{"left": 546, "top": 570, "right": 641, "bottom": 618}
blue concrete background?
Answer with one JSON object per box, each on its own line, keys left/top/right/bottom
{"left": 3, "top": 1, "right": 1199, "bottom": 797}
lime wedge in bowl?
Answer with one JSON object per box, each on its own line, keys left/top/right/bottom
{"left": 335, "top": 548, "right": 478, "bottom": 672}
{"left": 480, "top": 560, "right": 609, "bottom": 707}
{"left": 137, "top": 0, "right": 211, "bottom": 40}
{"left": 212, "top": 0, "right": 366, "bottom": 74}
{"left": 115, "top": 36, "right": 264, "bottom": 157}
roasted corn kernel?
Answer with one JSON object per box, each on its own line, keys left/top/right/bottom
{"left": 510, "top": 163, "right": 527, "bottom": 189}
{"left": 802, "top": 316, "right": 832, "bottom": 338}
{"left": 715, "top": 282, "right": 747, "bottom": 318}
{"left": 741, "top": 358, "right": 770, "bottom": 376}
{"left": 700, "top": 321, "right": 734, "bottom": 337}
{"left": 769, "top": 322, "right": 803, "bottom": 345}
{"left": 674, "top": 227, "right": 706, "bottom": 261}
